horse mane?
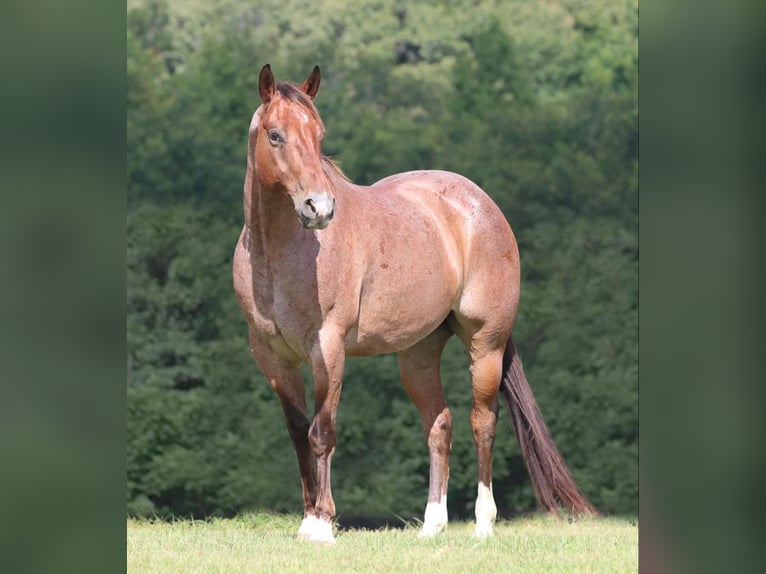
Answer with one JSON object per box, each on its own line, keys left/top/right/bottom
{"left": 321, "top": 155, "right": 351, "bottom": 183}
{"left": 275, "top": 82, "right": 323, "bottom": 124}
{"left": 276, "top": 82, "right": 313, "bottom": 104}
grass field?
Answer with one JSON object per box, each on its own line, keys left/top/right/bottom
{"left": 127, "top": 513, "right": 638, "bottom": 573}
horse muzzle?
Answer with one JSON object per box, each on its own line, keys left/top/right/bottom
{"left": 298, "top": 193, "right": 336, "bottom": 230}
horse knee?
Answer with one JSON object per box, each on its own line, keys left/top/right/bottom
{"left": 427, "top": 408, "right": 452, "bottom": 454}
{"left": 308, "top": 417, "right": 336, "bottom": 457}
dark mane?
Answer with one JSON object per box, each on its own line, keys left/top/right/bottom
{"left": 274, "top": 81, "right": 324, "bottom": 130}
{"left": 276, "top": 82, "right": 315, "bottom": 108}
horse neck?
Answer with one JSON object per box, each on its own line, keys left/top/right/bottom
{"left": 242, "top": 155, "right": 302, "bottom": 258}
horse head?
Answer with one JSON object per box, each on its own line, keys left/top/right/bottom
{"left": 251, "top": 64, "right": 335, "bottom": 230}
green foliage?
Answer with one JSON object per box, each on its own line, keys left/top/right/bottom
{"left": 127, "top": 204, "right": 291, "bottom": 516}
{"left": 128, "top": 0, "right": 638, "bottom": 520}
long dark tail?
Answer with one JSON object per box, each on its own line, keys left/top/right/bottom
{"left": 500, "top": 337, "right": 598, "bottom": 516}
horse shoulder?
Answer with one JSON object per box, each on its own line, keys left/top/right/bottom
{"left": 232, "top": 227, "right": 280, "bottom": 338}
{"left": 232, "top": 227, "right": 252, "bottom": 309}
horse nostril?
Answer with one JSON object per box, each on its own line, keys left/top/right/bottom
{"left": 305, "top": 198, "right": 317, "bottom": 214}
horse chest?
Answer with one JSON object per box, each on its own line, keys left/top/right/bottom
{"left": 234, "top": 237, "right": 320, "bottom": 350}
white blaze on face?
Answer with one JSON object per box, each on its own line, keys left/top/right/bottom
{"left": 300, "top": 111, "right": 310, "bottom": 125}
{"left": 474, "top": 481, "right": 497, "bottom": 537}
{"left": 419, "top": 494, "right": 448, "bottom": 538}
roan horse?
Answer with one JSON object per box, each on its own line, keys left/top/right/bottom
{"left": 233, "top": 65, "right": 596, "bottom": 544}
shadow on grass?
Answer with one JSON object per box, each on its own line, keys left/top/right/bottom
{"left": 335, "top": 513, "right": 413, "bottom": 531}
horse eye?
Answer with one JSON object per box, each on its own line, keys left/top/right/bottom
{"left": 268, "top": 130, "right": 284, "bottom": 144}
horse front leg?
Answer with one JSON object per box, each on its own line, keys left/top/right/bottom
{"left": 248, "top": 333, "right": 318, "bottom": 539}
{"left": 277, "top": 391, "right": 319, "bottom": 541}
{"left": 305, "top": 331, "right": 346, "bottom": 544}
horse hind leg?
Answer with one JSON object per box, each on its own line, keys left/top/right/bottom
{"left": 397, "top": 327, "right": 453, "bottom": 538}
{"left": 450, "top": 315, "right": 507, "bottom": 537}
{"left": 468, "top": 345, "right": 503, "bottom": 537}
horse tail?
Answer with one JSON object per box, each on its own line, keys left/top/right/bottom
{"left": 500, "top": 336, "right": 598, "bottom": 516}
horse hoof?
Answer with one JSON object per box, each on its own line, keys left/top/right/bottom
{"left": 418, "top": 523, "right": 447, "bottom": 538}
{"left": 307, "top": 532, "right": 336, "bottom": 545}
{"left": 309, "top": 536, "right": 336, "bottom": 545}
{"left": 297, "top": 515, "right": 318, "bottom": 540}
{"left": 418, "top": 497, "right": 448, "bottom": 538}
{"left": 297, "top": 516, "right": 336, "bottom": 544}
{"left": 474, "top": 523, "right": 494, "bottom": 537}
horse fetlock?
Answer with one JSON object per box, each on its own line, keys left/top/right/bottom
{"left": 297, "top": 515, "right": 336, "bottom": 544}
{"left": 419, "top": 496, "right": 448, "bottom": 538}
{"left": 474, "top": 482, "right": 497, "bottom": 537}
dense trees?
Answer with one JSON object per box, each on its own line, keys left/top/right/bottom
{"left": 127, "top": 0, "right": 637, "bottom": 520}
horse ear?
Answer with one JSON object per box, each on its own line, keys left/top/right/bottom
{"left": 259, "top": 64, "right": 275, "bottom": 104}
{"left": 300, "top": 65, "right": 321, "bottom": 100}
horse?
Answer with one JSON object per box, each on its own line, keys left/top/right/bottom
{"left": 233, "top": 65, "right": 596, "bottom": 544}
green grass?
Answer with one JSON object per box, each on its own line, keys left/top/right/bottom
{"left": 128, "top": 513, "right": 638, "bottom": 574}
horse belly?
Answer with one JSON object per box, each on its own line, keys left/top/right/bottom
{"left": 345, "top": 257, "right": 458, "bottom": 357}
{"left": 345, "top": 315, "right": 449, "bottom": 356}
